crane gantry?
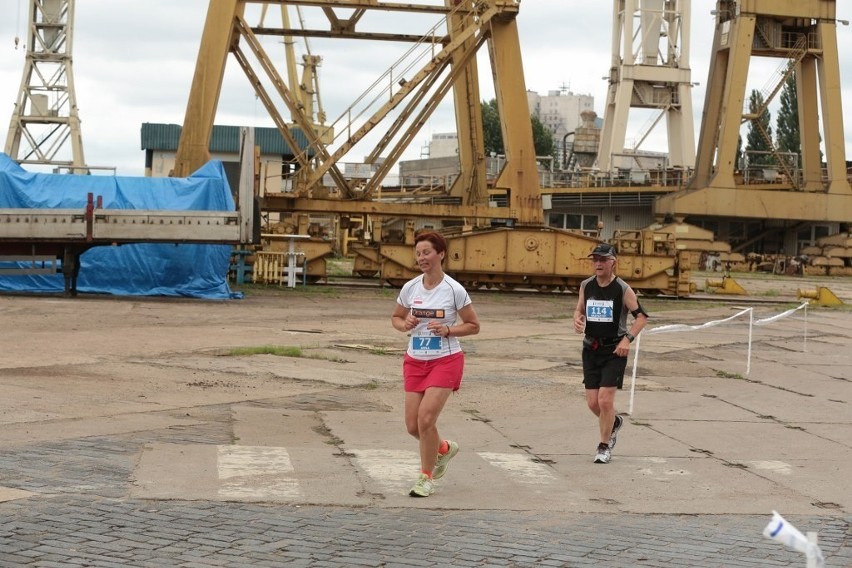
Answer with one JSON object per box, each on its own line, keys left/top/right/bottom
{"left": 170, "top": 0, "right": 693, "bottom": 295}
{"left": 656, "top": 0, "right": 851, "bottom": 223}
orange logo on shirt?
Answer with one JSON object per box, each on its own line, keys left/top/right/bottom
{"left": 411, "top": 308, "right": 445, "bottom": 318}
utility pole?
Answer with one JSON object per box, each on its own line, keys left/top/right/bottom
{"left": 5, "top": 0, "right": 87, "bottom": 173}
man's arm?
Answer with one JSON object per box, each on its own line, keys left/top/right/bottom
{"left": 573, "top": 284, "right": 586, "bottom": 334}
{"left": 622, "top": 287, "right": 649, "bottom": 339}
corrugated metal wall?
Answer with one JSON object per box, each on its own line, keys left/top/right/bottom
{"left": 140, "top": 123, "right": 310, "bottom": 156}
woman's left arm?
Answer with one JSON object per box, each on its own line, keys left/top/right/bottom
{"left": 446, "top": 304, "right": 480, "bottom": 338}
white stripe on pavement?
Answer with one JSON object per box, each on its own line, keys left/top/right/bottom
{"left": 217, "top": 446, "right": 300, "bottom": 499}
{"left": 747, "top": 460, "right": 793, "bottom": 475}
{"left": 350, "top": 449, "right": 421, "bottom": 492}
{"left": 477, "top": 452, "right": 556, "bottom": 484}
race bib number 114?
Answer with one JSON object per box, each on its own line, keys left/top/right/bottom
{"left": 586, "top": 299, "right": 614, "bottom": 322}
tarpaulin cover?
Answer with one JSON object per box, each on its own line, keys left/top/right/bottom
{"left": 0, "top": 153, "right": 235, "bottom": 299}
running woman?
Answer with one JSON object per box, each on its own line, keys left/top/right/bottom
{"left": 391, "top": 231, "right": 480, "bottom": 497}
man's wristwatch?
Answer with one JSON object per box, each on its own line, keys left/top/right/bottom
{"left": 625, "top": 332, "right": 635, "bottom": 343}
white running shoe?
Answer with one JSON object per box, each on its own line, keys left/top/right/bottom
{"left": 594, "top": 443, "right": 611, "bottom": 464}
{"left": 409, "top": 474, "right": 434, "bottom": 497}
{"left": 433, "top": 440, "right": 459, "bottom": 480}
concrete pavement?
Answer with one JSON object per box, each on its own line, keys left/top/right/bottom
{"left": 0, "top": 288, "right": 849, "bottom": 566}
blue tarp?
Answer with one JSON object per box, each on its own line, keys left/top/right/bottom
{"left": 0, "top": 153, "right": 236, "bottom": 299}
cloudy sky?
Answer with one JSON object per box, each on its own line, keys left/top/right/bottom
{"left": 0, "top": 0, "right": 850, "bottom": 176}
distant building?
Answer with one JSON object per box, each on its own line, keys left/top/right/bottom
{"left": 527, "top": 87, "right": 595, "bottom": 166}
{"left": 140, "top": 122, "right": 311, "bottom": 196}
{"left": 428, "top": 133, "right": 459, "bottom": 158}
{"left": 398, "top": 155, "right": 460, "bottom": 189}
{"left": 422, "top": 88, "right": 596, "bottom": 167}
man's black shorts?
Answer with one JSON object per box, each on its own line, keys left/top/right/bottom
{"left": 582, "top": 348, "right": 628, "bottom": 389}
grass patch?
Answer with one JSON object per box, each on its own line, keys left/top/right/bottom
{"left": 223, "top": 345, "right": 349, "bottom": 363}
{"left": 326, "top": 256, "right": 354, "bottom": 277}
{"left": 227, "top": 345, "right": 303, "bottom": 357}
{"left": 369, "top": 347, "right": 396, "bottom": 356}
{"left": 715, "top": 370, "right": 744, "bottom": 380}
{"left": 642, "top": 299, "right": 727, "bottom": 312}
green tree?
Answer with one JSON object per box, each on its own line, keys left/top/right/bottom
{"left": 775, "top": 71, "right": 800, "bottom": 166}
{"left": 775, "top": 70, "right": 822, "bottom": 167}
{"left": 480, "top": 99, "right": 555, "bottom": 158}
{"left": 745, "top": 90, "right": 774, "bottom": 166}
{"left": 531, "top": 115, "right": 555, "bottom": 158}
{"left": 735, "top": 134, "right": 743, "bottom": 171}
{"left": 481, "top": 99, "right": 503, "bottom": 155}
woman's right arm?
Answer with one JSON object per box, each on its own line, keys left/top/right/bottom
{"left": 392, "top": 303, "right": 413, "bottom": 332}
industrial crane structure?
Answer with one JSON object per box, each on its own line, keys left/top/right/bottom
{"left": 1, "top": 3, "right": 259, "bottom": 295}
{"left": 597, "top": 0, "right": 696, "bottom": 173}
{"left": 4, "top": 0, "right": 87, "bottom": 173}
{"left": 174, "top": 0, "right": 540, "bottom": 223}
{"left": 175, "top": 0, "right": 692, "bottom": 295}
{"left": 257, "top": 3, "right": 332, "bottom": 143}
{"left": 5, "top": 1, "right": 848, "bottom": 295}
{"left": 656, "top": 0, "right": 852, "bottom": 223}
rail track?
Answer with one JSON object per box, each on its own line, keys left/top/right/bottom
{"left": 252, "top": 275, "right": 832, "bottom": 306}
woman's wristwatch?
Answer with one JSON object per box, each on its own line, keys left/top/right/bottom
{"left": 625, "top": 332, "right": 635, "bottom": 343}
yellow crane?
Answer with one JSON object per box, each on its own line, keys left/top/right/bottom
{"left": 173, "top": 1, "right": 692, "bottom": 296}
{"left": 257, "top": 3, "right": 332, "bottom": 143}
{"left": 656, "top": 0, "right": 852, "bottom": 222}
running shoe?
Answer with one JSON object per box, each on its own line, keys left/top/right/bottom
{"left": 594, "top": 443, "right": 611, "bottom": 464}
{"left": 432, "top": 440, "right": 459, "bottom": 480}
{"left": 409, "top": 474, "right": 434, "bottom": 497}
{"left": 609, "top": 415, "right": 624, "bottom": 450}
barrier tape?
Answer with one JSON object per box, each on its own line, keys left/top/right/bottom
{"left": 755, "top": 302, "right": 808, "bottom": 326}
{"left": 644, "top": 308, "right": 753, "bottom": 335}
{"left": 628, "top": 302, "right": 810, "bottom": 416}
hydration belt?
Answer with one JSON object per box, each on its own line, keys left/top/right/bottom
{"left": 583, "top": 336, "right": 622, "bottom": 351}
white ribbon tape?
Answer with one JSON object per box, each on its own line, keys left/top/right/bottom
{"left": 645, "top": 308, "right": 752, "bottom": 336}
{"left": 755, "top": 302, "right": 809, "bottom": 326}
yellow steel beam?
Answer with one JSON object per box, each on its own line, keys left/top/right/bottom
{"left": 174, "top": 0, "right": 244, "bottom": 177}
{"left": 738, "top": 0, "right": 836, "bottom": 19}
{"left": 253, "top": 26, "right": 446, "bottom": 44}
{"left": 816, "top": 20, "right": 849, "bottom": 194}
{"left": 262, "top": 195, "right": 513, "bottom": 220}
{"left": 798, "top": 57, "right": 823, "bottom": 191}
{"left": 655, "top": 187, "right": 852, "bottom": 223}
{"left": 264, "top": 0, "right": 455, "bottom": 14}
{"left": 489, "top": 9, "right": 543, "bottom": 225}
{"left": 447, "top": 0, "right": 487, "bottom": 208}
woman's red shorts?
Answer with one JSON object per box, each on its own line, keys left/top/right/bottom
{"left": 403, "top": 351, "right": 465, "bottom": 393}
